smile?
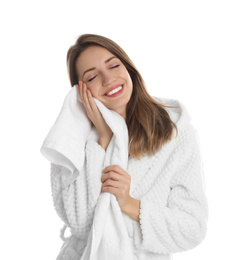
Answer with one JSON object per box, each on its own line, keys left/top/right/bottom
{"left": 104, "top": 85, "right": 124, "bottom": 97}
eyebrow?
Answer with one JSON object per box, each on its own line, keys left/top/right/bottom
{"left": 82, "top": 56, "right": 118, "bottom": 79}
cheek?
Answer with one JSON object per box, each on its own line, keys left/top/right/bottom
{"left": 125, "top": 72, "right": 133, "bottom": 90}
{"left": 88, "top": 87, "right": 98, "bottom": 97}
{"left": 87, "top": 81, "right": 101, "bottom": 97}
{"left": 120, "top": 68, "right": 132, "bottom": 84}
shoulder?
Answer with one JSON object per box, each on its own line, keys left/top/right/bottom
{"left": 153, "top": 97, "right": 192, "bottom": 130}
{"left": 153, "top": 97, "right": 200, "bottom": 152}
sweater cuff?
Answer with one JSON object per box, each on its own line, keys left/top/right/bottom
{"left": 139, "top": 198, "right": 160, "bottom": 251}
{"left": 133, "top": 198, "right": 165, "bottom": 254}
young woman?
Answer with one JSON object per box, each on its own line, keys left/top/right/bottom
{"left": 43, "top": 34, "right": 208, "bottom": 259}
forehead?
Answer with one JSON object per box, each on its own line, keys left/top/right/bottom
{"left": 76, "top": 45, "right": 114, "bottom": 69}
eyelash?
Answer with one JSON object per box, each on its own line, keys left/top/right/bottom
{"left": 87, "top": 64, "right": 120, "bottom": 82}
{"left": 111, "top": 64, "right": 120, "bottom": 69}
{"left": 88, "top": 76, "right": 96, "bottom": 82}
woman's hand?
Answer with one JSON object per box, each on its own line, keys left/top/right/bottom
{"left": 76, "top": 81, "right": 112, "bottom": 150}
{"left": 101, "top": 165, "right": 140, "bottom": 221}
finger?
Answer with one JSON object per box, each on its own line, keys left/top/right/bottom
{"left": 86, "top": 89, "right": 101, "bottom": 115}
{"left": 79, "top": 82, "right": 91, "bottom": 111}
{"left": 103, "top": 165, "right": 126, "bottom": 175}
{"left": 81, "top": 82, "right": 89, "bottom": 105}
{"left": 78, "top": 81, "right": 85, "bottom": 104}
{"left": 101, "top": 186, "right": 118, "bottom": 196}
{"left": 101, "top": 171, "right": 122, "bottom": 183}
{"left": 76, "top": 84, "right": 82, "bottom": 101}
{"left": 102, "top": 179, "right": 120, "bottom": 188}
{"left": 86, "top": 88, "right": 96, "bottom": 112}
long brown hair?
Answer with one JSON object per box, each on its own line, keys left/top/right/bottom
{"left": 67, "top": 34, "right": 177, "bottom": 159}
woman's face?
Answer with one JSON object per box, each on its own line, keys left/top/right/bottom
{"left": 76, "top": 45, "right": 133, "bottom": 118}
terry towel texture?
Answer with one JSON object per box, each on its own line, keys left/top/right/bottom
{"left": 41, "top": 86, "right": 134, "bottom": 259}
{"left": 40, "top": 86, "right": 208, "bottom": 260}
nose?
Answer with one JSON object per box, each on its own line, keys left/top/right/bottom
{"left": 102, "top": 71, "right": 115, "bottom": 86}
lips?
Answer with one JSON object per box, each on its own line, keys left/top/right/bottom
{"left": 104, "top": 84, "right": 124, "bottom": 96}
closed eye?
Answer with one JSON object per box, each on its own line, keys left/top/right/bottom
{"left": 88, "top": 75, "right": 97, "bottom": 82}
{"left": 110, "top": 64, "right": 120, "bottom": 69}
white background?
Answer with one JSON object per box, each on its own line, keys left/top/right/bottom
{"left": 1, "top": 0, "right": 247, "bottom": 259}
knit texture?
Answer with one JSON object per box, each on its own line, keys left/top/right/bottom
{"left": 41, "top": 87, "right": 208, "bottom": 260}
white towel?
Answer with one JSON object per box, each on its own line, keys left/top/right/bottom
{"left": 40, "top": 86, "right": 134, "bottom": 260}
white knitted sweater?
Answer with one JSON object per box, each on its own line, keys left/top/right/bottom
{"left": 41, "top": 87, "right": 208, "bottom": 260}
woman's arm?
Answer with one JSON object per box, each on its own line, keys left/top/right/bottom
{"left": 132, "top": 125, "right": 208, "bottom": 254}
{"left": 101, "top": 165, "right": 140, "bottom": 222}
{"left": 121, "top": 196, "right": 140, "bottom": 222}
{"left": 77, "top": 81, "right": 112, "bottom": 150}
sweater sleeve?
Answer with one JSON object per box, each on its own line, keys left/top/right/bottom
{"left": 50, "top": 139, "right": 105, "bottom": 237}
{"left": 133, "top": 125, "right": 208, "bottom": 254}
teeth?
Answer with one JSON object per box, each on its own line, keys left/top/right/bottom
{"left": 106, "top": 86, "right": 122, "bottom": 96}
